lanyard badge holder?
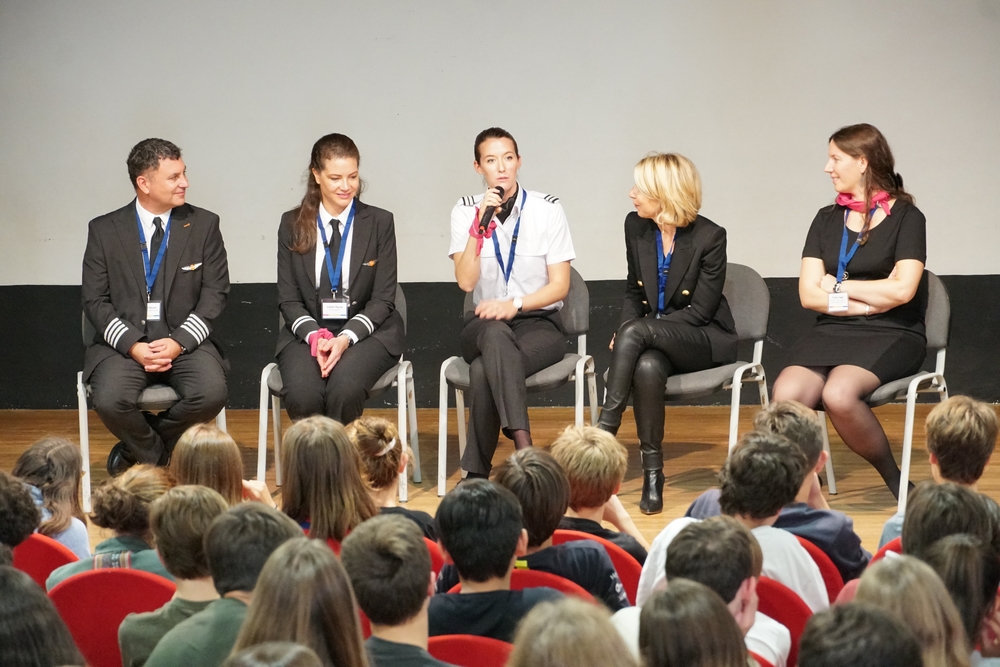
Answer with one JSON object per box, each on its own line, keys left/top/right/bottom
{"left": 317, "top": 206, "right": 355, "bottom": 321}
{"left": 654, "top": 230, "right": 674, "bottom": 318}
{"left": 828, "top": 208, "right": 874, "bottom": 313}
{"left": 136, "top": 213, "right": 170, "bottom": 322}
{"left": 491, "top": 189, "right": 527, "bottom": 298}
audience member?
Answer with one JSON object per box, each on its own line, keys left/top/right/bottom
{"left": 12, "top": 437, "right": 91, "bottom": 558}
{"left": 639, "top": 431, "right": 829, "bottom": 611}
{"left": 119, "top": 485, "right": 229, "bottom": 667}
{"left": 686, "top": 401, "right": 870, "bottom": 580}
{"left": 548, "top": 425, "right": 649, "bottom": 564}
{"left": 341, "top": 514, "right": 454, "bottom": 667}
{"left": 0, "top": 470, "right": 40, "bottom": 549}
{"left": 902, "top": 482, "right": 996, "bottom": 560}
{"left": 485, "top": 448, "right": 630, "bottom": 610}
{"left": 507, "top": 597, "right": 637, "bottom": 667}
{"left": 0, "top": 566, "right": 85, "bottom": 667}
{"left": 880, "top": 396, "right": 997, "bottom": 548}
{"left": 280, "top": 416, "right": 377, "bottom": 542}
{"left": 429, "top": 479, "right": 562, "bottom": 642}
{"left": 47, "top": 464, "right": 174, "bottom": 590}
{"left": 170, "top": 425, "right": 243, "bottom": 506}
{"left": 856, "top": 555, "right": 971, "bottom": 667}
{"left": 798, "top": 603, "right": 924, "bottom": 667}
{"left": 640, "top": 578, "right": 749, "bottom": 667}
{"left": 347, "top": 416, "right": 435, "bottom": 539}
{"left": 223, "top": 643, "right": 323, "bottom": 667}
{"left": 145, "top": 503, "right": 302, "bottom": 667}
{"left": 0, "top": 545, "right": 11, "bottom": 567}
{"left": 232, "top": 537, "right": 368, "bottom": 667}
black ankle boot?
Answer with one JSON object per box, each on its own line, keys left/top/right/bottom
{"left": 596, "top": 410, "right": 621, "bottom": 436}
{"left": 639, "top": 469, "right": 665, "bottom": 515}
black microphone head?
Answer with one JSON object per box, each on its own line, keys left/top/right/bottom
{"left": 495, "top": 186, "right": 505, "bottom": 198}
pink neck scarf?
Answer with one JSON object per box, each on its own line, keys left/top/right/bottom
{"left": 836, "top": 190, "right": 892, "bottom": 216}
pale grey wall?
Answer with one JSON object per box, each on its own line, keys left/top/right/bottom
{"left": 1, "top": 0, "right": 998, "bottom": 286}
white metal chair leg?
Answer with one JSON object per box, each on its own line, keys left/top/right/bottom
{"left": 574, "top": 357, "right": 586, "bottom": 427}
{"left": 396, "top": 362, "right": 409, "bottom": 503}
{"left": 456, "top": 389, "right": 467, "bottom": 460}
{"left": 587, "top": 359, "right": 598, "bottom": 425}
{"left": 257, "top": 364, "right": 274, "bottom": 481}
{"left": 438, "top": 358, "right": 456, "bottom": 496}
{"left": 727, "top": 374, "right": 743, "bottom": 454}
{"left": 215, "top": 408, "right": 227, "bottom": 433}
{"left": 819, "top": 411, "right": 837, "bottom": 495}
{"left": 272, "top": 395, "right": 283, "bottom": 486}
{"left": 406, "top": 370, "right": 421, "bottom": 483}
{"left": 77, "top": 372, "right": 92, "bottom": 513}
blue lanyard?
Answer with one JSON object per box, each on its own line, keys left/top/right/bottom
{"left": 135, "top": 211, "right": 170, "bottom": 299}
{"left": 491, "top": 188, "right": 528, "bottom": 290}
{"left": 837, "top": 207, "right": 876, "bottom": 282}
{"left": 316, "top": 203, "right": 356, "bottom": 296}
{"left": 655, "top": 229, "right": 675, "bottom": 312}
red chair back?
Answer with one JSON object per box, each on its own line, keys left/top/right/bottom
{"left": 756, "top": 576, "right": 812, "bottom": 667}
{"left": 428, "top": 634, "right": 512, "bottom": 667}
{"left": 870, "top": 537, "right": 902, "bottom": 564}
{"left": 447, "top": 569, "right": 595, "bottom": 603}
{"left": 48, "top": 569, "right": 176, "bottom": 667}
{"left": 12, "top": 533, "right": 79, "bottom": 588}
{"left": 552, "top": 529, "right": 641, "bottom": 604}
{"left": 794, "top": 535, "right": 844, "bottom": 601}
{"left": 326, "top": 537, "right": 343, "bottom": 556}
{"left": 358, "top": 609, "right": 372, "bottom": 638}
{"left": 424, "top": 537, "right": 445, "bottom": 576}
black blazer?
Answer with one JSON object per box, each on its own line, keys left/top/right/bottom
{"left": 81, "top": 200, "right": 230, "bottom": 379}
{"left": 276, "top": 199, "right": 405, "bottom": 357}
{"left": 620, "top": 212, "right": 737, "bottom": 363}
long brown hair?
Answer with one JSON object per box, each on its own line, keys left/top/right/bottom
{"left": 12, "top": 437, "right": 86, "bottom": 536}
{"left": 233, "top": 537, "right": 368, "bottom": 667}
{"left": 280, "top": 416, "right": 377, "bottom": 542}
{"left": 170, "top": 424, "right": 244, "bottom": 506}
{"left": 290, "top": 133, "right": 361, "bottom": 253}
{"left": 829, "top": 123, "right": 914, "bottom": 244}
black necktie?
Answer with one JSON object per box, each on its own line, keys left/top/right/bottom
{"left": 150, "top": 217, "right": 164, "bottom": 262}
{"left": 329, "top": 219, "right": 342, "bottom": 289}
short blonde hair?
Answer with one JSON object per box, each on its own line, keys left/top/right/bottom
{"left": 549, "top": 426, "right": 628, "bottom": 510}
{"left": 926, "top": 396, "right": 998, "bottom": 484}
{"left": 507, "top": 597, "right": 636, "bottom": 667}
{"left": 633, "top": 153, "right": 702, "bottom": 228}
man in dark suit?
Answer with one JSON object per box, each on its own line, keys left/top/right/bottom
{"left": 82, "top": 138, "right": 229, "bottom": 475}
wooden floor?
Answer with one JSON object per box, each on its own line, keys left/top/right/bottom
{"left": 0, "top": 405, "right": 975, "bottom": 552}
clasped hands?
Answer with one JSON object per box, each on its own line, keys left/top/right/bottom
{"left": 314, "top": 334, "right": 350, "bottom": 377}
{"left": 129, "top": 338, "right": 182, "bottom": 372}
{"left": 475, "top": 298, "right": 517, "bottom": 321}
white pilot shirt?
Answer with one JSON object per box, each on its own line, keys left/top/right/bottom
{"left": 314, "top": 199, "right": 355, "bottom": 292}
{"left": 448, "top": 184, "right": 575, "bottom": 310}
{"left": 135, "top": 200, "right": 172, "bottom": 256}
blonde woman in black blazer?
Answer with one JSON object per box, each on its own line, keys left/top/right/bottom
{"left": 597, "top": 153, "right": 737, "bottom": 514}
{"left": 275, "top": 133, "right": 404, "bottom": 424}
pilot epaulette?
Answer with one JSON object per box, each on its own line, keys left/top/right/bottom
{"left": 543, "top": 194, "right": 560, "bottom": 204}
{"left": 460, "top": 194, "right": 477, "bottom": 207}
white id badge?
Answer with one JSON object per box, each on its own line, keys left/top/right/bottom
{"left": 827, "top": 292, "right": 849, "bottom": 313}
{"left": 321, "top": 297, "right": 349, "bottom": 320}
{"left": 146, "top": 300, "right": 162, "bottom": 321}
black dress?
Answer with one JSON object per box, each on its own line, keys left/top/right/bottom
{"left": 784, "top": 200, "right": 927, "bottom": 384}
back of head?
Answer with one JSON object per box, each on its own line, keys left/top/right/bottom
{"left": 341, "top": 514, "right": 430, "bottom": 626}
{"left": 150, "top": 485, "right": 229, "bottom": 580}
{"left": 0, "top": 566, "right": 84, "bottom": 667}
{"left": 205, "top": 503, "right": 303, "bottom": 595}
{"left": 170, "top": 424, "right": 244, "bottom": 506}
{"left": 280, "top": 416, "right": 377, "bottom": 541}
{"left": 434, "top": 479, "right": 522, "bottom": 583}
{"left": 507, "top": 597, "right": 636, "bottom": 667}
{"left": 902, "top": 481, "right": 993, "bottom": 559}
{"left": 632, "top": 152, "right": 702, "bottom": 228}
{"left": 856, "top": 555, "right": 971, "bottom": 667}
{"left": 665, "top": 516, "right": 755, "bottom": 603}
{"left": 0, "top": 545, "right": 11, "bottom": 567}
{"left": 752, "top": 400, "right": 824, "bottom": 469}
{"left": 718, "top": 431, "right": 806, "bottom": 519}
{"left": 12, "top": 436, "right": 85, "bottom": 536}
{"left": 234, "top": 537, "right": 366, "bottom": 667}
{"left": 494, "top": 448, "right": 569, "bottom": 547}
{"left": 224, "top": 642, "right": 322, "bottom": 667}
{"left": 923, "top": 534, "right": 1000, "bottom": 647}
{"left": 346, "top": 416, "right": 404, "bottom": 492}
{"left": 549, "top": 425, "right": 628, "bottom": 510}
{"left": 799, "top": 603, "right": 924, "bottom": 667}
{"left": 0, "top": 470, "right": 40, "bottom": 547}
{"left": 639, "top": 579, "right": 748, "bottom": 667}
{"left": 91, "top": 464, "right": 173, "bottom": 537}
{"left": 926, "top": 396, "right": 998, "bottom": 485}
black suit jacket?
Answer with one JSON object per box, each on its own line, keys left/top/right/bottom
{"left": 81, "top": 200, "right": 230, "bottom": 379}
{"left": 620, "top": 212, "right": 737, "bottom": 363}
{"left": 276, "top": 199, "right": 405, "bottom": 357}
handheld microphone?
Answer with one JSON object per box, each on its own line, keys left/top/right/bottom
{"left": 478, "top": 185, "right": 505, "bottom": 234}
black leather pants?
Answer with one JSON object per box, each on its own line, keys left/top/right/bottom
{"left": 600, "top": 317, "right": 716, "bottom": 469}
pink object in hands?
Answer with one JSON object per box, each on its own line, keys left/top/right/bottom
{"left": 469, "top": 215, "right": 498, "bottom": 256}
{"left": 310, "top": 328, "right": 333, "bottom": 357}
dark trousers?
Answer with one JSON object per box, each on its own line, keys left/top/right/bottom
{"left": 459, "top": 311, "right": 567, "bottom": 474}
{"left": 90, "top": 348, "right": 227, "bottom": 465}
{"left": 277, "top": 336, "right": 397, "bottom": 424}
{"left": 603, "top": 318, "right": 718, "bottom": 469}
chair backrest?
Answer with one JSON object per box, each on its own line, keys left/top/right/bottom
{"left": 394, "top": 284, "right": 408, "bottom": 334}
{"left": 755, "top": 576, "right": 811, "bottom": 667}
{"left": 924, "top": 271, "right": 950, "bottom": 351}
{"left": 794, "top": 535, "right": 844, "bottom": 602}
{"left": 447, "top": 569, "right": 596, "bottom": 603}
{"left": 48, "top": 569, "right": 177, "bottom": 667}
{"left": 12, "top": 533, "right": 79, "bottom": 588}
{"left": 461, "top": 267, "right": 589, "bottom": 336}
{"left": 424, "top": 537, "right": 445, "bottom": 576}
{"left": 721, "top": 263, "right": 770, "bottom": 342}
{"left": 551, "top": 529, "right": 641, "bottom": 604}
{"left": 870, "top": 537, "right": 903, "bottom": 565}
{"left": 428, "top": 634, "right": 513, "bottom": 667}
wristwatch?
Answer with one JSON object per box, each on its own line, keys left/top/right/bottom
{"left": 513, "top": 297, "right": 523, "bottom": 313}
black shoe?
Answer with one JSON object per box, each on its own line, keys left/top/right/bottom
{"left": 639, "top": 469, "right": 665, "bottom": 515}
{"left": 106, "top": 442, "right": 137, "bottom": 477}
{"left": 596, "top": 410, "right": 621, "bottom": 436}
